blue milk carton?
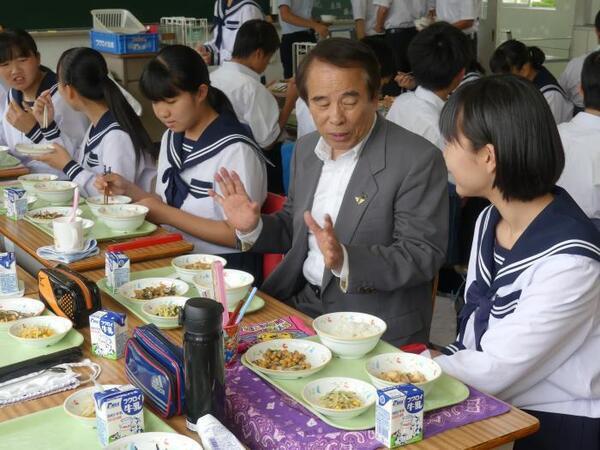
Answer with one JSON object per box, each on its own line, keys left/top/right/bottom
{"left": 0, "top": 252, "right": 19, "bottom": 295}
{"left": 105, "top": 251, "right": 130, "bottom": 293}
{"left": 94, "top": 385, "right": 145, "bottom": 446}
{"left": 89, "top": 310, "right": 128, "bottom": 359}
{"left": 4, "top": 187, "right": 28, "bottom": 220}
{"left": 375, "top": 384, "right": 424, "bottom": 447}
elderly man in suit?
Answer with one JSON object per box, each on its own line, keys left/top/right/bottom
{"left": 211, "top": 38, "right": 448, "bottom": 346}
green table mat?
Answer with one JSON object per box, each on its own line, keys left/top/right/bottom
{"left": 0, "top": 154, "right": 21, "bottom": 168}
{"left": 0, "top": 184, "right": 85, "bottom": 215}
{"left": 241, "top": 336, "right": 470, "bottom": 431}
{"left": 23, "top": 204, "right": 157, "bottom": 242}
{"left": 0, "top": 406, "right": 175, "bottom": 449}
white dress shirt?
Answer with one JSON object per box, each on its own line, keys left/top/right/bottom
{"left": 210, "top": 62, "right": 280, "bottom": 148}
{"left": 559, "top": 47, "right": 600, "bottom": 109}
{"left": 295, "top": 98, "right": 317, "bottom": 139}
{"left": 278, "top": 0, "right": 314, "bottom": 35}
{"left": 435, "top": 0, "right": 480, "bottom": 35}
{"left": 351, "top": 0, "right": 384, "bottom": 36}
{"left": 557, "top": 112, "right": 600, "bottom": 220}
{"left": 238, "top": 115, "right": 377, "bottom": 286}
{"left": 373, "top": 0, "right": 429, "bottom": 29}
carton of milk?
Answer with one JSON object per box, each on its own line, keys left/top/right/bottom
{"left": 4, "top": 187, "right": 28, "bottom": 220}
{"left": 89, "top": 310, "right": 128, "bottom": 360}
{"left": 0, "top": 252, "right": 19, "bottom": 295}
{"left": 375, "top": 384, "right": 424, "bottom": 448}
{"left": 105, "top": 251, "right": 130, "bottom": 292}
{"left": 94, "top": 384, "right": 144, "bottom": 446}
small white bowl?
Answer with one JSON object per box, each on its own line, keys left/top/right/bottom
{"left": 320, "top": 14, "right": 336, "bottom": 24}
{"left": 8, "top": 316, "right": 72, "bottom": 347}
{"left": 33, "top": 181, "right": 77, "bottom": 205}
{"left": 0, "top": 297, "right": 45, "bottom": 329}
{"left": 118, "top": 277, "right": 190, "bottom": 302}
{"left": 26, "top": 206, "right": 82, "bottom": 224}
{"left": 245, "top": 338, "right": 332, "bottom": 380}
{"left": 302, "top": 377, "right": 377, "bottom": 420}
{"left": 85, "top": 195, "right": 132, "bottom": 217}
{"left": 18, "top": 173, "right": 59, "bottom": 192}
{"left": 105, "top": 432, "right": 203, "bottom": 450}
{"left": 81, "top": 218, "right": 95, "bottom": 235}
{"left": 141, "top": 296, "right": 188, "bottom": 327}
{"left": 63, "top": 384, "right": 118, "bottom": 427}
{"left": 15, "top": 143, "right": 54, "bottom": 156}
{"left": 365, "top": 352, "right": 442, "bottom": 395}
{"left": 171, "top": 254, "right": 228, "bottom": 282}
{"left": 313, "top": 312, "right": 387, "bottom": 359}
{"left": 97, "top": 204, "right": 149, "bottom": 231}
{"left": 192, "top": 269, "right": 254, "bottom": 309}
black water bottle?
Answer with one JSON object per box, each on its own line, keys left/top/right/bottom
{"left": 180, "top": 297, "right": 225, "bottom": 431}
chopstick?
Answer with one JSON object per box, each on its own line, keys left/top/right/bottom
{"left": 103, "top": 165, "right": 112, "bottom": 205}
{"left": 42, "top": 104, "right": 48, "bottom": 129}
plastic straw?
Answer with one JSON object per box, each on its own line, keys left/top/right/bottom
{"left": 235, "top": 287, "right": 258, "bottom": 325}
{"left": 211, "top": 261, "right": 228, "bottom": 326}
{"left": 70, "top": 187, "right": 79, "bottom": 222}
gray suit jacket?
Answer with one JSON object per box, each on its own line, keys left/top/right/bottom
{"left": 251, "top": 115, "right": 449, "bottom": 346}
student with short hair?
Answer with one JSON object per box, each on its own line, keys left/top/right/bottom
{"left": 0, "top": 29, "right": 88, "bottom": 177}
{"left": 435, "top": 75, "right": 600, "bottom": 450}
{"left": 490, "top": 39, "right": 574, "bottom": 124}
{"left": 351, "top": 0, "right": 385, "bottom": 39}
{"left": 557, "top": 50, "right": 600, "bottom": 230}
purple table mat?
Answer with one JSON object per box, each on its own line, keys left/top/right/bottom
{"left": 224, "top": 363, "right": 511, "bottom": 449}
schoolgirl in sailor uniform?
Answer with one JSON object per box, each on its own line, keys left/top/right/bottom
{"left": 95, "top": 45, "right": 267, "bottom": 274}
{"left": 0, "top": 29, "right": 88, "bottom": 177}
{"left": 490, "top": 40, "right": 574, "bottom": 124}
{"left": 436, "top": 74, "right": 600, "bottom": 450}
{"left": 29, "top": 48, "right": 156, "bottom": 196}
{"left": 202, "top": 0, "right": 264, "bottom": 65}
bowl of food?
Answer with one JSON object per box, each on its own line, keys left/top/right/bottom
{"left": 141, "top": 296, "right": 189, "bottom": 327}
{"left": 171, "top": 254, "right": 228, "bottom": 282}
{"left": 33, "top": 181, "right": 77, "bottom": 205}
{"left": 63, "top": 384, "right": 118, "bottom": 427}
{"left": 192, "top": 269, "right": 254, "bottom": 309}
{"left": 8, "top": 316, "right": 72, "bottom": 347}
{"left": 26, "top": 206, "right": 82, "bottom": 224}
{"left": 312, "top": 312, "right": 387, "bottom": 359}
{"left": 80, "top": 218, "right": 95, "bottom": 235}
{"left": 86, "top": 195, "right": 132, "bottom": 217}
{"left": 117, "top": 277, "right": 190, "bottom": 302}
{"left": 0, "top": 298, "right": 45, "bottom": 329}
{"left": 320, "top": 14, "right": 336, "bottom": 24}
{"left": 365, "top": 352, "right": 442, "bottom": 395}
{"left": 15, "top": 143, "right": 55, "bottom": 156}
{"left": 105, "top": 432, "right": 203, "bottom": 450}
{"left": 302, "top": 377, "right": 377, "bottom": 420}
{"left": 245, "top": 338, "right": 332, "bottom": 379}
{"left": 18, "top": 173, "right": 59, "bottom": 192}
{"left": 96, "top": 204, "right": 149, "bottom": 232}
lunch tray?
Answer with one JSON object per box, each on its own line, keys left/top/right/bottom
{"left": 0, "top": 154, "right": 22, "bottom": 168}
{"left": 241, "top": 336, "right": 470, "bottom": 431}
{"left": 24, "top": 204, "right": 158, "bottom": 242}
{"left": 0, "top": 406, "right": 176, "bottom": 449}
{"left": 96, "top": 267, "right": 265, "bottom": 329}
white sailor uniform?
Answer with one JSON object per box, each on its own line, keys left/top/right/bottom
{"left": 532, "top": 66, "right": 574, "bottom": 124}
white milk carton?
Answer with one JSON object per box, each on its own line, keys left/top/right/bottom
{"left": 375, "top": 384, "right": 424, "bottom": 448}
{"left": 105, "top": 251, "right": 130, "bottom": 292}
{"left": 4, "top": 187, "right": 28, "bottom": 220}
{"left": 0, "top": 252, "right": 19, "bottom": 295}
{"left": 89, "top": 310, "right": 128, "bottom": 360}
{"left": 94, "top": 385, "right": 144, "bottom": 446}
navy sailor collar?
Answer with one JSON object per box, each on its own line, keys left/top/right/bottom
{"left": 9, "top": 66, "right": 58, "bottom": 107}
{"left": 85, "top": 110, "right": 122, "bottom": 154}
{"left": 532, "top": 66, "right": 568, "bottom": 98}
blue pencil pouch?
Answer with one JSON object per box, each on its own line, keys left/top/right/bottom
{"left": 124, "top": 324, "right": 185, "bottom": 418}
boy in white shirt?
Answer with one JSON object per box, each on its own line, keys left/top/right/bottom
{"left": 351, "top": 0, "right": 384, "bottom": 39}
{"left": 557, "top": 50, "right": 600, "bottom": 230}
{"left": 433, "top": 0, "right": 480, "bottom": 55}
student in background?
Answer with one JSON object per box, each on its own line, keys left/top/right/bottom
{"left": 0, "top": 29, "right": 88, "bottom": 177}
{"left": 490, "top": 40, "right": 574, "bottom": 124}
{"left": 352, "top": 0, "right": 385, "bottom": 39}
{"left": 29, "top": 48, "right": 156, "bottom": 196}
{"left": 559, "top": 10, "right": 600, "bottom": 112}
{"left": 278, "top": 0, "right": 329, "bottom": 79}
{"left": 557, "top": 51, "right": 600, "bottom": 230}
{"left": 432, "top": 0, "right": 480, "bottom": 56}
{"left": 435, "top": 74, "right": 600, "bottom": 450}
{"left": 95, "top": 45, "right": 267, "bottom": 274}
{"left": 199, "top": 0, "right": 264, "bottom": 66}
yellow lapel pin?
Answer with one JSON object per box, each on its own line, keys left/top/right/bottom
{"left": 355, "top": 194, "right": 367, "bottom": 205}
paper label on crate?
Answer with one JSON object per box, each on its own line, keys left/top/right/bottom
{"left": 0, "top": 252, "right": 18, "bottom": 295}
{"left": 94, "top": 385, "right": 144, "bottom": 447}
{"left": 90, "top": 310, "right": 128, "bottom": 360}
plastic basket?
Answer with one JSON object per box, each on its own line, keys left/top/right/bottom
{"left": 159, "top": 17, "right": 208, "bottom": 48}
{"left": 91, "top": 9, "right": 146, "bottom": 34}
{"left": 90, "top": 30, "right": 159, "bottom": 55}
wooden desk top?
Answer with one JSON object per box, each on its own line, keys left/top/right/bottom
{"left": 0, "top": 166, "right": 29, "bottom": 180}
{"left": 17, "top": 265, "right": 38, "bottom": 296}
{"left": 0, "top": 215, "right": 194, "bottom": 271}
{"left": 0, "top": 259, "right": 539, "bottom": 449}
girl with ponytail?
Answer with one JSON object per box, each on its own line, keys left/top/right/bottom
{"left": 94, "top": 45, "right": 267, "bottom": 275}
{"left": 31, "top": 47, "right": 156, "bottom": 195}
{"left": 489, "top": 39, "right": 574, "bottom": 124}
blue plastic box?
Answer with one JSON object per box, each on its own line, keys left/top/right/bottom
{"left": 90, "top": 30, "right": 159, "bottom": 55}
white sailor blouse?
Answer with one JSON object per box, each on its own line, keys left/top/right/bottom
{"left": 155, "top": 113, "right": 267, "bottom": 254}
{"left": 533, "top": 66, "right": 574, "bottom": 124}
{"left": 204, "top": 0, "right": 264, "bottom": 65}
{"left": 436, "top": 187, "right": 600, "bottom": 418}
{"left": 0, "top": 67, "right": 89, "bottom": 177}
{"left": 62, "top": 111, "right": 156, "bottom": 196}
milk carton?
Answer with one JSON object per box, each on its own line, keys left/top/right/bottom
{"left": 94, "top": 385, "right": 144, "bottom": 446}
{"left": 375, "top": 384, "right": 424, "bottom": 448}
{"left": 4, "top": 187, "right": 28, "bottom": 220}
{"left": 0, "top": 252, "right": 19, "bottom": 295}
{"left": 105, "top": 251, "right": 130, "bottom": 292}
{"left": 89, "top": 310, "right": 128, "bottom": 360}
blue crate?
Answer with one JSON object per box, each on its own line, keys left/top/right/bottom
{"left": 90, "top": 30, "right": 159, "bottom": 55}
